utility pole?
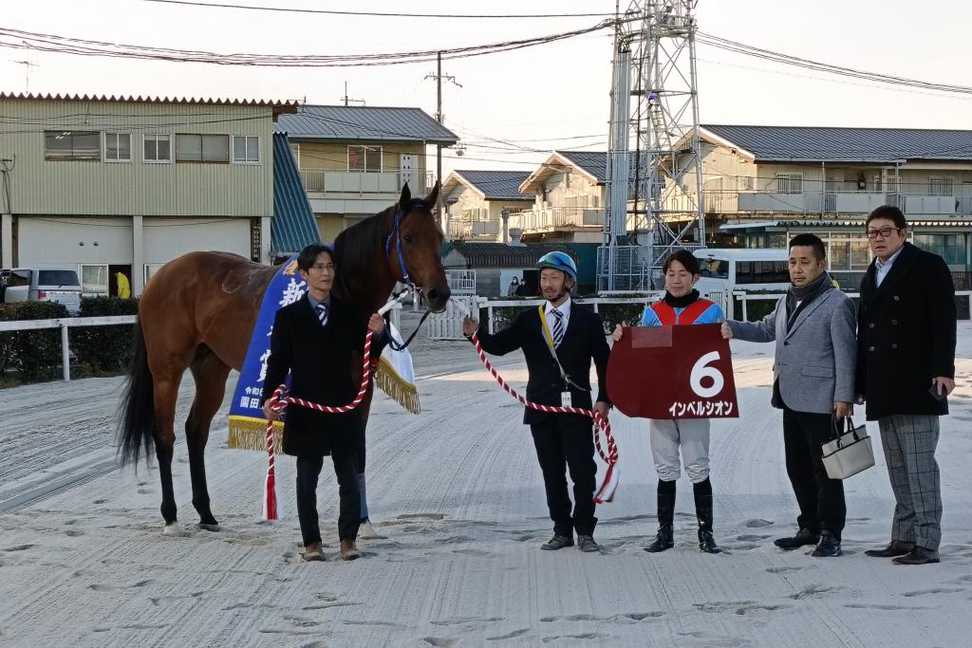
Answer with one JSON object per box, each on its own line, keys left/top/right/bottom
{"left": 425, "top": 52, "right": 461, "bottom": 229}
{"left": 340, "top": 81, "right": 365, "bottom": 107}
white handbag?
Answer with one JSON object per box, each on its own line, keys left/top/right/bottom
{"left": 821, "top": 417, "right": 875, "bottom": 480}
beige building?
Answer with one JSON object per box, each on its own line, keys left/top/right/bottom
{"left": 514, "top": 151, "right": 608, "bottom": 244}
{"left": 276, "top": 105, "right": 458, "bottom": 243}
{"left": 442, "top": 170, "right": 532, "bottom": 242}
{"left": 0, "top": 91, "right": 296, "bottom": 295}
{"left": 663, "top": 125, "right": 972, "bottom": 287}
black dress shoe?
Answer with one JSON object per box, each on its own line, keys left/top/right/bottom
{"left": 698, "top": 529, "right": 722, "bottom": 554}
{"left": 540, "top": 534, "right": 574, "bottom": 551}
{"left": 811, "top": 531, "right": 841, "bottom": 557}
{"left": 577, "top": 535, "right": 600, "bottom": 553}
{"left": 774, "top": 528, "right": 819, "bottom": 550}
{"left": 644, "top": 526, "right": 674, "bottom": 553}
{"left": 893, "top": 546, "right": 940, "bottom": 565}
{"left": 865, "top": 541, "right": 915, "bottom": 558}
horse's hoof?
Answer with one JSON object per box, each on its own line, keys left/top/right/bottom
{"left": 162, "top": 523, "right": 187, "bottom": 536}
{"left": 197, "top": 522, "right": 220, "bottom": 532}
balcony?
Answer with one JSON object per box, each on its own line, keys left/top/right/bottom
{"left": 299, "top": 170, "right": 435, "bottom": 195}
{"left": 448, "top": 218, "right": 501, "bottom": 241}
{"left": 734, "top": 191, "right": 968, "bottom": 216}
{"left": 509, "top": 207, "right": 605, "bottom": 234}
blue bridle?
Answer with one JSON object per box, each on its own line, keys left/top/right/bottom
{"left": 384, "top": 207, "right": 413, "bottom": 286}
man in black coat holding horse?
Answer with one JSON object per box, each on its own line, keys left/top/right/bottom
{"left": 462, "top": 251, "right": 611, "bottom": 553}
{"left": 857, "top": 206, "right": 957, "bottom": 565}
{"left": 262, "top": 244, "right": 388, "bottom": 562}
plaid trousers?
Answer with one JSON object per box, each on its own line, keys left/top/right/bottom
{"left": 878, "top": 415, "right": 942, "bottom": 550}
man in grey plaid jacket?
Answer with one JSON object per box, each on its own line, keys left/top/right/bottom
{"left": 724, "top": 234, "right": 857, "bottom": 558}
{"left": 857, "top": 206, "right": 957, "bottom": 566}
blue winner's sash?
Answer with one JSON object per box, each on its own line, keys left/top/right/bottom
{"left": 226, "top": 256, "right": 421, "bottom": 452}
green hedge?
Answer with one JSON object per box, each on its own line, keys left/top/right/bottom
{"left": 0, "top": 301, "right": 69, "bottom": 382}
{"left": 0, "top": 297, "right": 139, "bottom": 386}
{"left": 71, "top": 297, "right": 139, "bottom": 375}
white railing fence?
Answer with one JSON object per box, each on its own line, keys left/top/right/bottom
{"left": 0, "top": 304, "right": 405, "bottom": 383}
{"left": 0, "top": 315, "right": 136, "bottom": 381}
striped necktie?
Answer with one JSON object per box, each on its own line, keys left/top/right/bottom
{"left": 315, "top": 301, "right": 329, "bottom": 327}
{"left": 550, "top": 308, "right": 565, "bottom": 348}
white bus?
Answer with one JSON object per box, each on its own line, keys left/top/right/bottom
{"left": 692, "top": 248, "right": 790, "bottom": 294}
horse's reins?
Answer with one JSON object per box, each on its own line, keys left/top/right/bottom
{"left": 261, "top": 291, "right": 408, "bottom": 520}
{"left": 450, "top": 297, "right": 620, "bottom": 504}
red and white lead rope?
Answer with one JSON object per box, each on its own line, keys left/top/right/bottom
{"left": 470, "top": 333, "right": 620, "bottom": 503}
{"left": 261, "top": 331, "right": 377, "bottom": 520}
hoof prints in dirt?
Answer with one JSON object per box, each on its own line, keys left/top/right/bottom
{"left": 540, "top": 612, "right": 663, "bottom": 623}
{"left": 486, "top": 629, "right": 530, "bottom": 641}
{"left": 903, "top": 587, "right": 965, "bottom": 597}
{"left": 3, "top": 544, "right": 36, "bottom": 552}
{"left": 745, "top": 519, "right": 774, "bottom": 528}
{"left": 542, "top": 633, "right": 607, "bottom": 643}
{"left": 788, "top": 584, "right": 841, "bottom": 600}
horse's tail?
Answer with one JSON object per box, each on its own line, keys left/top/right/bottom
{"left": 117, "top": 317, "right": 155, "bottom": 466}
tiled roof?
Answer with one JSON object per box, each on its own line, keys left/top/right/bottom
{"left": 704, "top": 124, "right": 972, "bottom": 163}
{"left": 0, "top": 91, "right": 297, "bottom": 114}
{"left": 276, "top": 105, "right": 458, "bottom": 144}
{"left": 451, "top": 170, "right": 532, "bottom": 201}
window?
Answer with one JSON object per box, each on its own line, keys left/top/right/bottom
{"left": 144, "top": 264, "right": 165, "bottom": 285}
{"left": 776, "top": 173, "right": 803, "bottom": 194}
{"left": 176, "top": 134, "right": 230, "bottom": 163}
{"left": 37, "top": 269, "right": 80, "bottom": 287}
{"left": 699, "top": 259, "right": 729, "bottom": 279}
{"left": 233, "top": 136, "right": 260, "bottom": 164}
{"left": 144, "top": 135, "right": 171, "bottom": 163}
{"left": 80, "top": 264, "right": 109, "bottom": 296}
{"left": 348, "top": 145, "right": 382, "bottom": 172}
{"left": 736, "top": 260, "right": 789, "bottom": 284}
{"left": 44, "top": 131, "right": 100, "bottom": 161}
{"left": 914, "top": 233, "right": 966, "bottom": 265}
{"left": 929, "top": 177, "right": 954, "bottom": 196}
{"left": 104, "top": 133, "right": 131, "bottom": 162}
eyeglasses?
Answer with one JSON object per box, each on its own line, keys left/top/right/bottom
{"left": 865, "top": 227, "right": 901, "bottom": 240}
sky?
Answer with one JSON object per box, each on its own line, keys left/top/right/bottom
{"left": 1, "top": 0, "right": 971, "bottom": 179}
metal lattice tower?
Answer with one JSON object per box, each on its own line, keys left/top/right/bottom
{"left": 599, "top": 0, "right": 706, "bottom": 291}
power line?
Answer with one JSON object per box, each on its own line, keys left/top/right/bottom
{"left": 142, "top": 0, "right": 617, "bottom": 19}
{"left": 697, "top": 31, "right": 972, "bottom": 97}
{"left": 0, "top": 19, "right": 626, "bottom": 68}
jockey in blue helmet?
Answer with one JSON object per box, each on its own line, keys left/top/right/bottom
{"left": 537, "top": 251, "right": 577, "bottom": 281}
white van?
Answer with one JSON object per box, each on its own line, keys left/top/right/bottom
{"left": 693, "top": 248, "right": 790, "bottom": 294}
{"left": 0, "top": 267, "right": 83, "bottom": 313}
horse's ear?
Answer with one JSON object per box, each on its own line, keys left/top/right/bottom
{"left": 424, "top": 181, "right": 440, "bottom": 210}
{"left": 399, "top": 183, "right": 412, "bottom": 209}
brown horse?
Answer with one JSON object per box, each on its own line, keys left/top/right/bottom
{"left": 118, "top": 184, "right": 449, "bottom": 533}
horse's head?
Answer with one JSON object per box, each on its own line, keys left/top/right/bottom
{"left": 388, "top": 183, "right": 451, "bottom": 312}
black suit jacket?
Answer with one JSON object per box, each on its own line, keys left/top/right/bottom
{"left": 856, "top": 242, "right": 956, "bottom": 420}
{"left": 476, "top": 302, "right": 611, "bottom": 425}
{"left": 261, "top": 294, "right": 387, "bottom": 457}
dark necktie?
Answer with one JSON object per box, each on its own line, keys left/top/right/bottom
{"left": 551, "top": 309, "right": 565, "bottom": 348}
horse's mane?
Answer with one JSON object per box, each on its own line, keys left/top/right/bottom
{"left": 332, "top": 198, "right": 429, "bottom": 305}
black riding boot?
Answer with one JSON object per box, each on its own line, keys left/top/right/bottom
{"left": 694, "top": 478, "right": 721, "bottom": 554}
{"left": 645, "top": 480, "right": 676, "bottom": 553}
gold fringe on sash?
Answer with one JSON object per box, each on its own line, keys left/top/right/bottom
{"left": 227, "top": 416, "right": 283, "bottom": 452}
{"left": 374, "top": 356, "right": 422, "bottom": 415}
